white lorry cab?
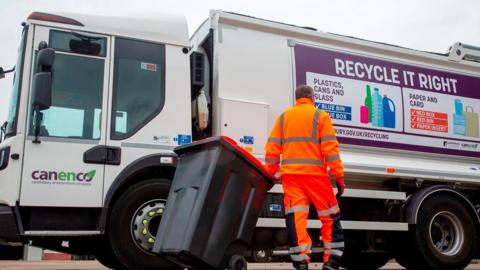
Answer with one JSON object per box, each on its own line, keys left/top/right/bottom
{"left": 0, "top": 10, "right": 479, "bottom": 270}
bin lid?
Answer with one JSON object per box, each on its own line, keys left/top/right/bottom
{"left": 174, "top": 136, "right": 276, "bottom": 184}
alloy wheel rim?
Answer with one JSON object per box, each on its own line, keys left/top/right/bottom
{"left": 131, "top": 199, "right": 166, "bottom": 254}
{"left": 428, "top": 211, "right": 464, "bottom": 256}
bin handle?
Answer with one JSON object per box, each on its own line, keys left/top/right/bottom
{"left": 465, "top": 106, "right": 474, "bottom": 113}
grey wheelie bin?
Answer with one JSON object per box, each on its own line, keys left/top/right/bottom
{"left": 153, "top": 136, "right": 275, "bottom": 270}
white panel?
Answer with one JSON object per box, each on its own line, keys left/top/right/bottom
{"left": 216, "top": 24, "right": 294, "bottom": 133}
{"left": 220, "top": 98, "right": 269, "bottom": 155}
{"left": 256, "top": 218, "right": 408, "bottom": 231}
{"left": 20, "top": 140, "right": 105, "bottom": 207}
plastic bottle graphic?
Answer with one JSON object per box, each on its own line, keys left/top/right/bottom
{"left": 453, "top": 99, "right": 466, "bottom": 136}
{"left": 455, "top": 99, "right": 463, "bottom": 115}
{"left": 382, "top": 95, "right": 396, "bottom": 128}
{"left": 360, "top": 106, "right": 369, "bottom": 124}
{"left": 364, "top": 85, "right": 372, "bottom": 123}
{"left": 372, "top": 87, "right": 384, "bottom": 127}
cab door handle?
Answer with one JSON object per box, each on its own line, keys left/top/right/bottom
{"left": 84, "top": 145, "right": 121, "bottom": 165}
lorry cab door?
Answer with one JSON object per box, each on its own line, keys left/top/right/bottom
{"left": 20, "top": 26, "right": 110, "bottom": 207}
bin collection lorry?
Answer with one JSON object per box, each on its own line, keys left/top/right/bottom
{"left": 0, "top": 10, "right": 479, "bottom": 270}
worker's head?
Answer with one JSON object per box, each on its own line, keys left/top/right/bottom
{"left": 295, "top": 85, "right": 314, "bottom": 101}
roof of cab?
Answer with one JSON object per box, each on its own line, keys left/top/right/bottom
{"left": 27, "top": 11, "right": 190, "bottom": 47}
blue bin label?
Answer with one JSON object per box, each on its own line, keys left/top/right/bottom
{"left": 315, "top": 102, "right": 352, "bottom": 121}
{"left": 269, "top": 204, "right": 282, "bottom": 212}
{"left": 175, "top": 134, "right": 192, "bottom": 145}
{"left": 239, "top": 136, "right": 254, "bottom": 145}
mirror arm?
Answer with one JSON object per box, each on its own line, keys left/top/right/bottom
{"left": 0, "top": 122, "right": 6, "bottom": 143}
{"left": 32, "top": 106, "right": 42, "bottom": 144}
{"left": 0, "top": 66, "right": 15, "bottom": 79}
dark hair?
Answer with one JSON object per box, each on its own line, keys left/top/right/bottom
{"left": 295, "top": 85, "right": 314, "bottom": 100}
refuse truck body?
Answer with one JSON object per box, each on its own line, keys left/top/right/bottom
{"left": 0, "top": 9, "right": 479, "bottom": 269}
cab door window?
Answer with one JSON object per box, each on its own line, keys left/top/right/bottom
{"left": 29, "top": 31, "right": 105, "bottom": 140}
{"left": 111, "top": 38, "right": 165, "bottom": 140}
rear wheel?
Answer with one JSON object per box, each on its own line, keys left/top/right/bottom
{"left": 108, "top": 178, "right": 180, "bottom": 270}
{"left": 400, "top": 195, "right": 477, "bottom": 270}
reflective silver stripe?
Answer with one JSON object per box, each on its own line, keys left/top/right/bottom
{"left": 291, "top": 254, "right": 309, "bottom": 262}
{"left": 279, "top": 113, "right": 285, "bottom": 144}
{"left": 290, "top": 245, "right": 311, "bottom": 253}
{"left": 320, "top": 135, "right": 337, "bottom": 143}
{"left": 283, "top": 137, "right": 319, "bottom": 144}
{"left": 282, "top": 158, "right": 324, "bottom": 165}
{"left": 265, "top": 157, "right": 280, "bottom": 164}
{"left": 311, "top": 109, "right": 321, "bottom": 139}
{"left": 267, "top": 137, "right": 282, "bottom": 144}
{"left": 325, "top": 154, "right": 341, "bottom": 162}
{"left": 324, "top": 249, "right": 344, "bottom": 256}
{"left": 324, "top": 242, "right": 345, "bottom": 249}
{"left": 285, "top": 205, "right": 309, "bottom": 214}
{"left": 317, "top": 205, "right": 340, "bottom": 217}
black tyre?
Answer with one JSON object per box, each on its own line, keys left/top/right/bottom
{"left": 108, "top": 178, "right": 180, "bottom": 270}
{"left": 342, "top": 252, "right": 390, "bottom": 270}
{"left": 94, "top": 240, "right": 126, "bottom": 270}
{"left": 405, "top": 195, "right": 477, "bottom": 270}
{"left": 228, "top": 254, "right": 248, "bottom": 270}
{"left": 391, "top": 232, "right": 416, "bottom": 269}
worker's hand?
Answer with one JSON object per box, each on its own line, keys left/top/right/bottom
{"left": 336, "top": 177, "right": 345, "bottom": 198}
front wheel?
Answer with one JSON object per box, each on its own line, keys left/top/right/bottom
{"left": 108, "top": 178, "right": 180, "bottom": 270}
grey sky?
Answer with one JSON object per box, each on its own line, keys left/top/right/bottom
{"left": 0, "top": 0, "right": 479, "bottom": 124}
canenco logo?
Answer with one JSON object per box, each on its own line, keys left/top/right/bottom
{"left": 31, "top": 169, "right": 96, "bottom": 182}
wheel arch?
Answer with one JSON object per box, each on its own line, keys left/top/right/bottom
{"left": 99, "top": 153, "right": 177, "bottom": 232}
{"left": 405, "top": 185, "right": 480, "bottom": 226}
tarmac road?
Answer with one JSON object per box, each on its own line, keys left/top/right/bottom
{"left": 0, "top": 261, "right": 480, "bottom": 270}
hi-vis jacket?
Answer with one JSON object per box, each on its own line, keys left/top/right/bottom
{"left": 265, "top": 98, "right": 344, "bottom": 179}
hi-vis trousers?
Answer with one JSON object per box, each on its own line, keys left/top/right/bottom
{"left": 282, "top": 174, "right": 344, "bottom": 264}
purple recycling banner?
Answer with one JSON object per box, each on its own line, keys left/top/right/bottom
{"left": 294, "top": 43, "right": 480, "bottom": 158}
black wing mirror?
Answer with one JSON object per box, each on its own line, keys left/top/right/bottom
{"left": 32, "top": 47, "right": 55, "bottom": 143}
{"left": 32, "top": 48, "right": 55, "bottom": 110}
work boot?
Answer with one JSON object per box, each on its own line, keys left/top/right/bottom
{"left": 322, "top": 258, "right": 340, "bottom": 270}
{"left": 293, "top": 261, "right": 308, "bottom": 270}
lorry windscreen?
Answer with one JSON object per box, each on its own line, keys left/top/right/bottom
{"left": 5, "top": 26, "right": 28, "bottom": 138}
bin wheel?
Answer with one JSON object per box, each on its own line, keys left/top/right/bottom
{"left": 228, "top": 254, "right": 247, "bottom": 270}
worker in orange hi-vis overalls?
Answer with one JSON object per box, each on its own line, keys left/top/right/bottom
{"left": 265, "top": 85, "right": 345, "bottom": 270}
